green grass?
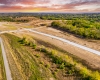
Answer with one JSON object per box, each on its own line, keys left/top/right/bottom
{"left": 19, "top": 35, "right": 100, "bottom": 79}
{"left": 1, "top": 33, "right": 54, "bottom": 80}
{"left": 39, "top": 47, "right": 100, "bottom": 80}
{"left": 0, "top": 45, "right": 6, "bottom": 80}
{"left": 3, "top": 24, "right": 17, "bottom": 30}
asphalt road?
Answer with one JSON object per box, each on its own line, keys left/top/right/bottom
{"left": 0, "top": 38, "right": 12, "bottom": 80}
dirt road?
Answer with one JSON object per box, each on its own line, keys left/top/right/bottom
{"left": 25, "top": 28, "right": 100, "bottom": 55}
{"left": 22, "top": 29, "right": 100, "bottom": 70}
{"left": 0, "top": 37, "right": 12, "bottom": 80}
{"left": 1, "top": 28, "right": 100, "bottom": 70}
{"left": 34, "top": 27, "right": 100, "bottom": 51}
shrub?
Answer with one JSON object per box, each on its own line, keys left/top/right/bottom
{"left": 18, "top": 37, "right": 26, "bottom": 44}
{"left": 67, "top": 70, "right": 73, "bottom": 75}
{"left": 40, "top": 48, "right": 48, "bottom": 53}
{"left": 35, "top": 54, "right": 40, "bottom": 58}
{"left": 91, "top": 71, "right": 100, "bottom": 80}
{"left": 59, "top": 63, "right": 65, "bottom": 69}
{"left": 45, "top": 64, "right": 50, "bottom": 68}
{"left": 79, "top": 67, "right": 89, "bottom": 78}
{"left": 51, "top": 21, "right": 61, "bottom": 28}
{"left": 32, "top": 44, "right": 37, "bottom": 49}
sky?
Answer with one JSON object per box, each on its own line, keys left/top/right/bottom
{"left": 0, "top": 0, "right": 100, "bottom": 13}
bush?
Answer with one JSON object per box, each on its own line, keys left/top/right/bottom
{"left": 40, "top": 48, "right": 48, "bottom": 53}
{"left": 32, "top": 44, "right": 37, "bottom": 49}
{"left": 51, "top": 21, "right": 61, "bottom": 28}
{"left": 59, "top": 63, "right": 65, "bottom": 69}
{"left": 67, "top": 70, "right": 73, "bottom": 75}
{"left": 79, "top": 67, "right": 89, "bottom": 78}
{"left": 91, "top": 71, "right": 100, "bottom": 80}
{"left": 45, "top": 64, "right": 50, "bottom": 68}
{"left": 35, "top": 54, "right": 40, "bottom": 58}
{"left": 25, "top": 42, "right": 31, "bottom": 46}
{"left": 18, "top": 37, "right": 26, "bottom": 44}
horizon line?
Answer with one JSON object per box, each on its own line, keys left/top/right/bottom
{"left": 0, "top": 12, "right": 100, "bottom": 14}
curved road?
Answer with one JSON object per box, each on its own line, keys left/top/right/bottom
{"left": 25, "top": 28, "right": 100, "bottom": 56}
{"left": 0, "top": 38, "right": 12, "bottom": 80}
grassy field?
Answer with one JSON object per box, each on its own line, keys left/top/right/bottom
{"left": 0, "top": 22, "right": 33, "bottom": 31}
{"left": 0, "top": 19, "right": 51, "bottom": 31}
{"left": 1, "top": 33, "right": 100, "bottom": 80}
{"left": 0, "top": 44, "right": 6, "bottom": 80}
{"left": 3, "top": 24, "right": 17, "bottom": 30}
{"left": 1, "top": 33, "right": 54, "bottom": 80}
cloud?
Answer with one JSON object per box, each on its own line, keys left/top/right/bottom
{"left": 0, "top": 0, "right": 100, "bottom": 12}
{"left": 60, "top": 0, "right": 100, "bottom": 12}
{"left": 75, "top": 4, "right": 100, "bottom": 11}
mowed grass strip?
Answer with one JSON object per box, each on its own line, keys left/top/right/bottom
{"left": 1, "top": 33, "right": 54, "bottom": 80}
{"left": 0, "top": 45, "right": 6, "bottom": 80}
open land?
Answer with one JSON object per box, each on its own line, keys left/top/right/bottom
{"left": 0, "top": 14, "right": 100, "bottom": 80}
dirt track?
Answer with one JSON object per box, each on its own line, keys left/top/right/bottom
{"left": 34, "top": 27, "right": 100, "bottom": 52}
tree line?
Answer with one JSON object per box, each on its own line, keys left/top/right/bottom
{"left": 51, "top": 20, "right": 100, "bottom": 39}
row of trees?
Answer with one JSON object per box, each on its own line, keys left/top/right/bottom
{"left": 51, "top": 20, "right": 100, "bottom": 39}
{"left": 0, "top": 16, "right": 30, "bottom": 22}
{"left": 0, "top": 13, "right": 100, "bottom": 22}
{"left": 39, "top": 13, "right": 100, "bottom": 22}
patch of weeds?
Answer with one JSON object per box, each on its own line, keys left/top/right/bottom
{"left": 18, "top": 37, "right": 26, "bottom": 44}
{"left": 59, "top": 63, "right": 65, "bottom": 69}
{"left": 32, "top": 44, "right": 37, "bottom": 49}
{"left": 40, "top": 47, "right": 48, "bottom": 53}
{"left": 19, "top": 37, "right": 37, "bottom": 49}
{"left": 55, "top": 69, "right": 59, "bottom": 72}
{"left": 45, "top": 64, "right": 50, "bottom": 68}
{"left": 40, "top": 61, "right": 44, "bottom": 65}
{"left": 67, "top": 70, "right": 73, "bottom": 75}
{"left": 35, "top": 54, "right": 40, "bottom": 58}
{"left": 52, "top": 71, "right": 57, "bottom": 78}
